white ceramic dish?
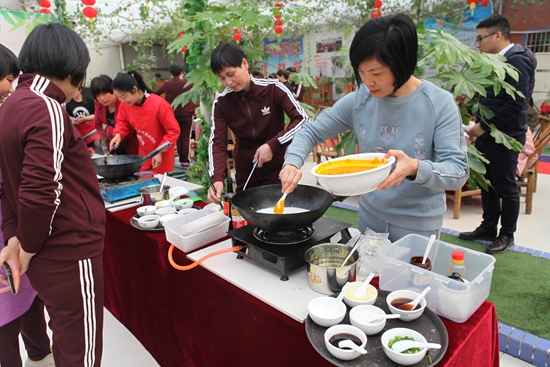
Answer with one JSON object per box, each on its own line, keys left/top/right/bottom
{"left": 175, "top": 211, "right": 225, "bottom": 237}
{"left": 307, "top": 296, "right": 346, "bottom": 328}
{"left": 159, "top": 214, "right": 181, "bottom": 227}
{"left": 137, "top": 205, "right": 157, "bottom": 217}
{"left": 174, "top": 198, "right": 194, "bottom": 210}
{"left": 343, "top": 282, "right": 378, "bottom": 307}
{"left": 381, "top": 327, "right": 428, "bottom": 365}
{"left": 386, "top": 289, "right": 427, "bottom": 322}
{"left": 349, "top": 304, "right": 387, "bottom": 335}
{"left": 178, "top": 208, "right": 199, "bottom": 216}
{"left": 155, "top": 207, "right": 177, "bottom": 216}
{"left": 324, "top": 324, "right": 367, "bottom": 361}
{"left": 311, "top": 153, "right": 395, "bottom": 196}
{"left": 154, "top": 200, "right": 174, "bottom": 208}
{"left": 137, "top": 215, "right": 160, "bottom": 228}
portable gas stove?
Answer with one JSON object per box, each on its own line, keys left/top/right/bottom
{"left": 229, "top": 216, "right": 352, "bottom": 281}
{"left": 99, "top": 175, "right": 159, "bottom": 202}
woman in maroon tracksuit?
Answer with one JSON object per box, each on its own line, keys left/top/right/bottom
{"left": 207, "top": 42, "right": 309, "bottom": 202}
{"left": 0, "top": 24, "right": 105, "bottom": 367}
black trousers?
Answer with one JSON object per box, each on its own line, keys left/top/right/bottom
{"left": 475, "top": 135, "right": 525, "bottom": 237}
{"left": 175, "top": 114, "right": 193, "bottom": 164}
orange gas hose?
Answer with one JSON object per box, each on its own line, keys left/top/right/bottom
{"left": 168, "top": 244, "right": 243, "bottom": 271}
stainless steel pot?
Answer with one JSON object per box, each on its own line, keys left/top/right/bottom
{"left": 305, "top": 243, "right": 359, "bottom": 295}
{"left": 139, "top": 184, "right": 171, "bottom": 205}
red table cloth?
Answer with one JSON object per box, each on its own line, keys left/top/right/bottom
{"left": 103, "top": 207, "right": 500, "bottom": 367}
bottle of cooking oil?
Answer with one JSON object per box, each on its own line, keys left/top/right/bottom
{"left": 446, "top": 250, "right": 466, "bottom": 280}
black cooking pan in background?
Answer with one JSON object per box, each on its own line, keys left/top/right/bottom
{"left": 92, "top": 141, "right": 171, "bottom": 180}
{"left": 231, "top": 184, "right": 341, "bottom": 232}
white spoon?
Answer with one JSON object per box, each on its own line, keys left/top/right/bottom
{"left": 353, "top": 273, "right": 375, "bottom": 297}
{"left": 338, "top": 339, "right": 368, "bottom": 354}
{"left": 422, "top": 234, "right": 436, "bottom": 264}
{"left": 340, "top": 230, "right": 367, "bottom": 267}
{"left": 158, "top": 172, "right": 168, "bottom": 193}
{"left": 326, "top": 283, "right": 350, "bottom": 316}
{"left": 391, "top": 340, "right": 441, "bottom": 353}
{"left": 399, "top": 286, "right": 431, "bottom": 311}
{"left": 361, "top": 312, "right": 401, "bottom": 324}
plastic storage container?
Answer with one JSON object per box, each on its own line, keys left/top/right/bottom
{"left": 164, "top": 207, "right": 230, "bottom": 253}
{"left": 378, "top": 234, "right": 495, "bottom": 323}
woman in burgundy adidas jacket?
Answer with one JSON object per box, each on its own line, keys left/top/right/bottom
{"left": 207, "top": 42, "right": 309, "bottom": 202}
{"left": 0, "top": 24, "right": 105, "bottom": 367}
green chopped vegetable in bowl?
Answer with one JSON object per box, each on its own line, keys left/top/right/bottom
{"left": 388, "top": 335, "right": 421, "bottom": 354}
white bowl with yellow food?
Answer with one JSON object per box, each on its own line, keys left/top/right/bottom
{"left": 343, "top": 281, "right": 378, "bottom": 307}
{"left": 311, "top": 153, "right": 395, "bottom": 196}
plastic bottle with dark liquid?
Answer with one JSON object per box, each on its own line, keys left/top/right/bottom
{"left": 223, "top": 172, "right": 234, "bottom": 230}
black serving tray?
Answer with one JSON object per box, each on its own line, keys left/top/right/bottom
{"left": 305, "top": 289, "right": 448, "bottom": 367}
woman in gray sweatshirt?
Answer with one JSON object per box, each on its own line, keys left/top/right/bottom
{"left": 280, "top": 14, "right": 469, "bottom": 241}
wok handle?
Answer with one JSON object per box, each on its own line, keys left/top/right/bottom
{"left": 332, "top": 195, "right": 348, "bottom": 203}
{"left": 146, "top": 141, "right": 171, "bottom": 159}
{"left": 82, "top": 129, "right": 98, "bottom": 141}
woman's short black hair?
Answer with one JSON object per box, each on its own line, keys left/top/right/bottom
{"left": 112, "top": 70, "right": 153, "bottom": 94}
{"left": 169, "top": 64, "right": 183, "bottom": 76}
{"left": 350, "top": 13, "right": 418, "bottom": 94}
{"left": 210, "top": 42, "right": 246, "bottom": 75}
{"left": 90, "top": 74, "right": 113, "bottom": 100}
{"left": 18, "top": 23, "right": 90, "bottom": 88}
{"left": 276, "top": 69, "right": 290, "bottom": 80}
{"left": 0, "top": 43, "right": 19, "bottom": 80}
{"left": 286, "top": 66, "right": 297, "bottom": 73}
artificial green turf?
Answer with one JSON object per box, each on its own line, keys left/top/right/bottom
{"left": 323, "top": 206, "right": 550, "bottom": 339}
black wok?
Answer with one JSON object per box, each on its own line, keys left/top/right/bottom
{"left": 231, "top": 184, "right": 337, "bottom": 232}
{"left": 92, "top": 141, "right": 170, "bottom": 179}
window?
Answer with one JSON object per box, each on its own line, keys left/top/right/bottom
{"left": 526, "top": 32, "right": 550, "bottom": 53}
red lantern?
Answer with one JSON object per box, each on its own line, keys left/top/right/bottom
{"left": 274, "top": 26, "right": 283, "bottom": 35}
{"left": 481, "top": 0, "right": 489, "bottom": 6}
{"left": 82, "top": 6, "right": 98, "bottom": 18}
{"left": 274, "top": 19, "right": 283, "bottom": 26}
{"left": 181, "top": 46, "right": 187, "bottom": 54}
{"left": 233, "top": 28, "right": 243, "bottom": 44}
{"left": 81, "top": 0, "right": 98, "bottom": 22}
{"left": 39, "top": 8, "right": 51, "bottom": 13}
{"left": 274, "top": 3, "right": 283, "bottom": 8}
{"left": 178, "top": 31, "right": 185, "bottom": 38}
{"left": 39, "top": 0, "right": 51, "bottom": 6}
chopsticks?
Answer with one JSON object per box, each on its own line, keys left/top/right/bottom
{"left": 201, "top": 162, "right": 224, "bottom": 211}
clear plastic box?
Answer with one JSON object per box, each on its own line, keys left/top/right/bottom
{"left": 164, "top": 207, "right": 230, "bottom": 253}
{"left": 378, "top": 234, "right": 495, "bottom": 323}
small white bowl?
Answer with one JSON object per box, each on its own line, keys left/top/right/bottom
{"left": 137, "top": 215, "right": 160, "bottom": 228}
{"left": 154, "top": 200, "right": 174, "bottom": 208}
{"left": 343, "top": 282, "right": 378, "bottom": 308}
{"left": 381, "top": 327, "right": 428, "bottom": 365}
{"left": 174, "top": 198, "right": 194, "bottom": 210}
{"left": 178, "top": 208, "right": 199, "bottom": 216}
{"left": 155, "top": 207, "right": 177, "bottom": 216}
{"left": 202, "top": 203, "right": 222, "bottom": 212}
{"left": 307, "top": 296, "right": 346, "bottom": 328}
{"left": 349, "top": 305, "right": 387, "bottom": 335}
{"left": 386, "top": 289, "right": 427, "bottom": 322}
{"left": 159, "top": 214, "right": 180, "bottom": 227}
{"left": 311, "top": 153, "right": 395, "bottom": 196}
{"left": 137, "top": 205, "right": 157, "bottom": 217}
{"left": 324, "top": 324, "right": 367, "bottom": 361}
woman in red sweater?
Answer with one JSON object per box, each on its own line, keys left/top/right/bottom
{"left": 109, "top": 71, "right": 180, "bottom": 174}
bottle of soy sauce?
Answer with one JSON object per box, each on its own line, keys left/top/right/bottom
{"left": 223, "top": 169, "right": 234, "bottom": 230}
